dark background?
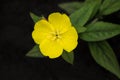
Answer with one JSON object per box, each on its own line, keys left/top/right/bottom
{"left": 0, "top": 0, "right": 120, "bottom": 80}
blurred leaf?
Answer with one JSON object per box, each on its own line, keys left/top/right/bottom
{"left": 100, "top": 0, "right": 120, "bottom": 15}
{"left": 30, "top": 12, "right": 43, "bottom": 23}
{"left": 70, "top": 1, "right": 100, "bottom": 33}
{"left": 85, "top": 0, "right": 102, "bottom": 19}
{"left": 89, "top": 41, "right": 120, "bottom": 79}
{"left": 80, "top": 22, "right": 120, "bottom": 41}
{"left": 62, "top": 51, "right": 74, "bottom": 64}
{"left": 26, "top": 45, "right": 44, "bottom": 58}
{"left": 58, "top": 2, "right": 83, "bottom": 14}
{"left": 77, "top": 27, "right": 87, "bottom": 33}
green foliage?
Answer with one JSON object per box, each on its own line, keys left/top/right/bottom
{"left": 70, "top": 1, "right": 100, "bottom": 33}
{"left": 100, "top": 0, "right": 120, "bottom": 15}
{"left": 62, "top": 51, "right": 74, "bottom": 64}
{"left": 26, "top": 45, "right": 44, "bottom": 58}
{"left": 28, "top": 0, "right": 120, "bottom": 79}
{"left": 89, "top": 41, "right": 120, "bottom": 78}
{"left": 70, "top": 2, "right": 93, "bottom": 27}
{"left": 77, "top": 27, "right": 87, "bottom": 33}
{"left": 58, "top": 2, "right": 83, "bottom": 14}
{"left": 30, "top": 12, "right": 43, "bottom": 23}
{"left": 85, "top": 0, "right": 102, "bottom": 19}
{"left": 80, "top": 22, "right": 120, "bottom": 41}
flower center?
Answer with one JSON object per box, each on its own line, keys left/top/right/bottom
{"left": 55, "top": 33, "right": 60, "bottom": 38}
{"left": 54, "top": 31, "right": 61, "bottom": 39}
{"left": 49, "top": 30, "right": 61, "bottom": 41}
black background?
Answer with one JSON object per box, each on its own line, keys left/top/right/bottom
{"left": 0, "top": 0, "right": 120, "bottom": 80}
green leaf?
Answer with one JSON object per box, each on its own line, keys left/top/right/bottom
{"left": 26, "top": 45, "right": 44, "bottom": 58}
{"left": 58, "top": 2, "right": 83, "bottom": 14}
{"left": 88, "top": 41, "right": 120, "bottom": 79}
{"left": 70, "top": 1, "right": 100, "bottom": 33}
{"left": 80, "top": 22, "right": 120, "bottom": 41}
{"left": 100, "top": 0, "right": 120, "bottom": 15}
{"left": 77, "top": 27, "right": 87, "bottom": 33}
{"left": 30, "top": 12, "right": 43, "bottom": 23}
{"left": 85, "top": 0, "right": 102, "bottom": 19}
{"left": 62, "top": 51, "right": 74, "bottom": 64}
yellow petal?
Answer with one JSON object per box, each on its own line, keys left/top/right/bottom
{"left": 40, "top": 39, "right": 63, "bottom": 58}
{"left": 60, "top": 27, "right": 78, "bottom": 52}
{"left": 32, "top": 19, "right": 53, "bottom": 44}
{"left": 48, "top": 12, "right": 71, "bottom": 33}
{"left": 34, "top": 19, "right": 53, "bottom": 32}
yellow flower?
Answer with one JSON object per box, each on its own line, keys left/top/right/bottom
{"left": 32, "top": 12, "right": 78, "bottom": 58}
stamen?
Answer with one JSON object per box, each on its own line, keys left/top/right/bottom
{"left": 48, "top": 30, "right": 62, "bottom": 41}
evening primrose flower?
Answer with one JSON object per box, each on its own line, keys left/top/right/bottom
{"left": 32, "top": 12, "right": 78, "bottom": 58}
